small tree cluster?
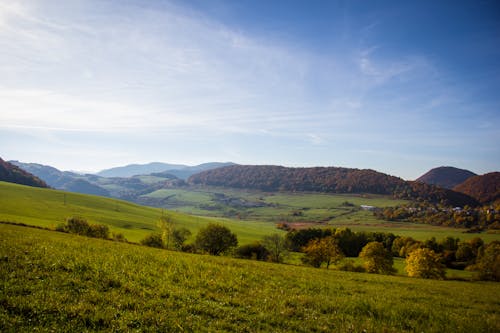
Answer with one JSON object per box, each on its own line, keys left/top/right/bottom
{"left": 59, "top": 216, "right": 111, "bottom": 240}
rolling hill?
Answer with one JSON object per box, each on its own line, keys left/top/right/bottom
{"left": 189, "top": 165, "right": 478, "bottom": 207}
{"left": 0, "top": 158, "right": 48, "bottom": 188}
{"left": 0, "top": 181, "right": 278, "bottom": 243}
{"left": 1, "top": 223, "right": 499, "bottom": 332}
{"left": 453, "top": 172, "right": 500, "bottom": 204}
{"left": 416, "top": 166, "right": 476, "bottom": 189}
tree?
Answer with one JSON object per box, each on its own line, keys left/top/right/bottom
{"left": 262, "top": 234, "right": 289, "bottom": 263}
{"left": 172, "top": 227, "right": 191, "bottom": 250}
{"left": 195, "top": 224, "right": 238, "bottom": 255}
{"left": 158, "top": 214, "right": 174, "bottom": 249}
{"left": 359, "top": 241, "right": 395, "bottom": 274}
{"left": 301, "top": 236, "right": 344, "bottom": 268}
{"left": 405, "top": 248, "right": 445, "bottom": 279}
{"left": 468, "top": 241, "right": 500, "bottom": 281}
{"left": 140, "top": 233, "right": 164, "bottom": 248}
{"left": 234, "top": 242, "right": 269, "bottom": 261}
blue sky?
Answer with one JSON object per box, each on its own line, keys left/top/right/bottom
{"left": 0, "top": 0, "right": 499, "bottom": 179}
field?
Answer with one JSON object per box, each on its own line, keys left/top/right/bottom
{"left": 0, "top": 182, "right": 279, "bottom": 244}
{"left": 1, "top": 223, "right": 499, "bottom": 332}
{"left": 2, "top": 181, "right": 499, "bottom": 245}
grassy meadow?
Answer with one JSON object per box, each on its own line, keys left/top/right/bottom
{"left": 1, "top": 223, "right": 499, "bottom": 332}
{"left": 0, "top": 182, "right": 279, "bottom": 244}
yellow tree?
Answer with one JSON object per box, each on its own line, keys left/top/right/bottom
{"left": 302, "top": 236, "right": 344, "bottom": 268}
{"left": 405, "top": 248, "right": 445, "bottom": 279}
{"left": 359, "top": 241, "right": 395, "bottom": 274}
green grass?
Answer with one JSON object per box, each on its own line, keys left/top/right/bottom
{"left": 1, "top": 224, "right": 498, "bottom": 332}
{"left": 0, "top": 182, "right": 279, "bottom": 244}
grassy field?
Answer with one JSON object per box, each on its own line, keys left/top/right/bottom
{"left": 140, "top": 187, "right": 409, "bottom": 222}
{"left": 0, "top": 224, "right": 498, "bottom": 332}
{"left": 2, "top": 181, "right": 499, "bottom": 245}
{"left": 0, "top": 182, "right": 279, "bottom": 244}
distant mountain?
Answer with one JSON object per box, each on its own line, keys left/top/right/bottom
{"left": 97, "top": 162, "right": 188, "bottom": 178}
{"left": 0, "top": 158, "right": 48, "bottom": 188}
{"left": 98, "top": 161, "right": 235, "bottom": 179}
{"left": 9, "top": 161, "right": 109, "bottom": 196}
{"left": 416, "top": 166, "right": 477, "bottom": 189}
{"left": 189, "top": 164, "right": 478, "bottom": 207}
{"left": 453, "top": 172, "right": 500, "bottom": 205}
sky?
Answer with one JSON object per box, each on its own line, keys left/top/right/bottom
{"left": 0, "top": 0, "right": 499, "bottom": 179}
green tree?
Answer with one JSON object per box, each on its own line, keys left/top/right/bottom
{"left": 234, "top": 242, "right": 269, "bottom": 261}
{"left": 301, "top": 236, "right": 344, "bottom": 268}
{"left": 195, "top": 224, "right": 238, "bottom": 255}
{"left": 359, "top": 241, "right": 395, "bottom": 274}
{"left": 405, "top": 248, "right": 445, "bottom": 279}
{"left": 468, "top": 241, "right": 500, "bottom": 281}
{"left": 262, "top": 234, "right": 289, "bottom": 263}
{"left": 172, "top": 227, "right": 191, "bottom": 250}
{"left": 140, "top": 233, "right": 164, "bottom": 248}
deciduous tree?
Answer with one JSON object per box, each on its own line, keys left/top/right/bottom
{"left": 359, "top": 241, "right": 395, "bottom": 274}
{"left": 301, "top": 236, "right": 344, "bottom": 268}
{"left": 195, "top": 224, "right": 238, "bottom": 255}
{"left": 405, "top": 248, "right": 445, "bottom": 279}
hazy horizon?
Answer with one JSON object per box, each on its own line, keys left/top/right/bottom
{"left": 1, "top": 1, "right": 499, "bottom": 180}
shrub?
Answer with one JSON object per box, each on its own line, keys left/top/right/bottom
{"left": 235, "top": 242, "right": 269, "bottom": 261}
{"left": 141, "top": 233, "right": 164, "bottom": 249}
{"left": 89, "top": 224, "right": 110, "bottom": 239}
{"left": 66, "top": 216, "right": 91, "bottom": 235}
{"left": 337, "top": 260, "right": 366, "bottom": 272}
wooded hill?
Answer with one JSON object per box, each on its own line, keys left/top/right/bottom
{"left": 453, "top": 172, "right": 500, "bottom": 205}
{"left": 0, "top": 158, "right": 48, "bottom": 188}
{"left": 415, "top": 166, "right": 476, "bottom": 189}
{"left": 189, "top": 165, "right": 478, "bottom": 207}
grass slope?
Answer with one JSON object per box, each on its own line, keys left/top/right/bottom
{"left": 1, "top": 224, "right": 499, "bottom": 332}
{"left": 0, "top": 181, "right": 278, "bottom": 243}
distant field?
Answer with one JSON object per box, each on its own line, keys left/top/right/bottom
{"left": 1, "top": 224, "right": 498, "bottom": 332}
{"left": 0, "top": 182, "right": 279, "bottom": 243}
{"left": 140, "top": 187, "right": 409, "bottom": 222}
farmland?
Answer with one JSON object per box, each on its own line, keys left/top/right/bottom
{"left": 1, "top": 223, "right": 499, "bottom": 332}
{"left": 0, "top": 182, "right": 279, "bottom": 244}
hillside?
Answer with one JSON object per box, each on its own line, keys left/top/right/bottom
{"left": 416, "top": 166, "right": 476, "bottom": 189}
{"left": 189, "top": 165, "right": 478, "bottom": 207}
{"left": 97, "top": 162, "right": 235, "bottom": 178}
{"left": 9, "top": 160, "right": 110, "bottom": 196}
{"left": 0, "top": 181, "right": 277, "bottom": 243}
{"left": 453, "top": 172, "right": 500, "bottom": 204}
{"left": 1, "top": 223, "right": 499, "bottom": 332}
{"left": 0, "top": 158, "right": 48, "bottom": 188}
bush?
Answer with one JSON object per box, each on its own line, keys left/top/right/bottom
{"left": 66, "top": 216, "right": 91, "bottom": 235}
{"left": 235, "top": 242, "right": 269, "bottom": 261}
{"left": 337, "top": 260, "right": 366, "bottom": 272}
{"left": 141, "top": 233, "right": 164, "bottom": 249}
{"left": 195, "top": 224, "right": 238, "bottom": 255}
{"left": 89, "top": 224, "right": 110, "bottom": 239}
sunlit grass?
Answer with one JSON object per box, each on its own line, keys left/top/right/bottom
{"left": 0, "top": 224, "right": 498, "bottom": 332}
